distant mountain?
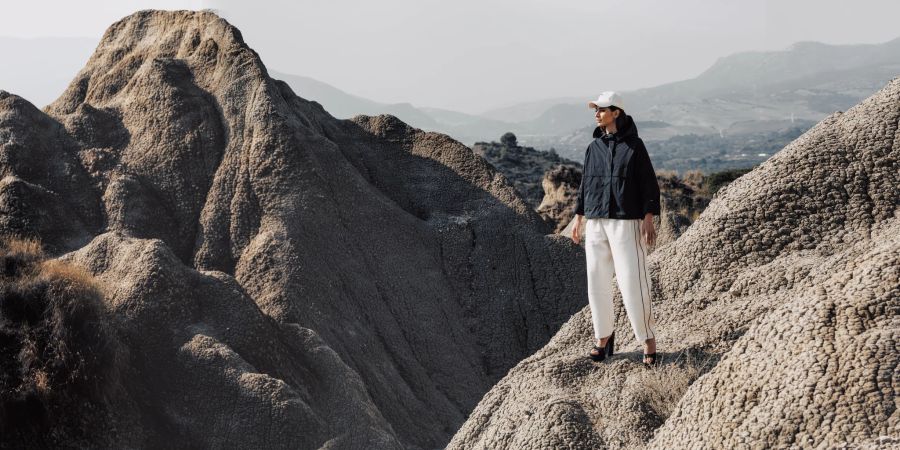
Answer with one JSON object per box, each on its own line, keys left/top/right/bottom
{"left": 271, "top": 71, "right": 512, "bottom": 144}
{"left": 486, "top": 37, "right": 900, "bottom": 155}
{"left": 479, "top": 96, "right": 583, "bottom": 123}
{"left": 640, "top": 39, "right": 900, "bottom": 102}
{"left": 269, "top": 71, "right": 441, "bottom": 128}
{"left": 3, "top": 35, "right": 896, "bottom": 157}
{"left": 625, "top": 38, "right": 900, "bottom": 129}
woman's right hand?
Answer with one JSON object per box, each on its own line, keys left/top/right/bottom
{"left": 571, "top": 215, "right": 582, "bottom": 244}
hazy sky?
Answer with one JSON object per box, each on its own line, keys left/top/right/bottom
{"left": 5, "top": 0, "right": 900, "bottom": 113}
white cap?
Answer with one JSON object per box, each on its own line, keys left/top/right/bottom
{"left": 588, "top": 91, "right": 624, "bottom": 110}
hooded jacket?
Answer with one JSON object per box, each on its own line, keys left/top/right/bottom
{"left": 574, "top": 114, "right": 661, "bottom": 219}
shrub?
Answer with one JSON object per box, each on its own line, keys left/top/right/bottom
{"left": 625, "top": 348, "right": 717, "bottom": 428}
{"left": 500, "top": 132, "right": 518, "bottom": 148}
{"left": 0, "top": 237, "right": 117, "bottom": 440}
{"left": 681, "top": 169, "right": 705, "bottom": 189}
{"left": 704, "top": 167, "right": 754, "bottom": 195}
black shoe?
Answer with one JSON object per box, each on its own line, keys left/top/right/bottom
{"left": 643, "top": 352, "right": 659, "bottom": 368}
{"left": 589, "top": 332, "right": 615, "bottom": 362}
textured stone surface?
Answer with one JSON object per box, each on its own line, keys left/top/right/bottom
{"left": 0, "top": 10, "right": 584, "bottom": 448}
{"left": 449, "top": 79, "right": 900, "bottom": 449}
{"left": 536, "top": 165, "right": 581, "bottom": 234}
{"left": 472, "top": 139, "right": 579, "bottom": 215}
{"left": 652, "top": 172, "right": 709, "bottom": 249}
{"left": 63, "top": 234, "right": 400, "bottom": 449}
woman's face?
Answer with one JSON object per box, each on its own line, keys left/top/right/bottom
{"left": 594, "top": 106, "right": 618, "bottom": 127}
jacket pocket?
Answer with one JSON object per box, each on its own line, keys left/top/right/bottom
{"left": 583, "top": 175, "right": 607, "bottom": 213}
{"left": 613, "top": 158, "right": 631, "bottom": 179}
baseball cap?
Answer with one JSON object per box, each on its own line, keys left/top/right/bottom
{"left": 588, "top": 91, "right": 624, "bottom": 110}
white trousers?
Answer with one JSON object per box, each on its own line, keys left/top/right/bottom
{"left": 584, "top": 218, "right": 658, "bottom": 342}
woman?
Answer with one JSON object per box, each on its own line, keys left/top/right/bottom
{"left": 571, "top": 91, "right": 661, "bottom": 367}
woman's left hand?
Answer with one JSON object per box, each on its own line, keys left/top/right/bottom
{"left": 641, "top": 214, "right": 656, "bottom": 247}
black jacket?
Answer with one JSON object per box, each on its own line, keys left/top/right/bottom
{"left": 574, "top": 114, "right": 661, "bottom": 219}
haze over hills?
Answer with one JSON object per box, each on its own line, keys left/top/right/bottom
{"left": 494, "top": 38, "right": 900, "bottom": 123}
{"left": 504, "top": 38, "right": 900, "bottom": 157}
{"left": 283, "top": 37, "right": 900, "bottom": 173}
{"left": 5, "top": 35, "right": 898, "bottom": 162}
{"left": 270, "top": 70, "right": 514, "bottom": 144}
{"left": 277, "top": 37, "right": 900, "bottom": 158}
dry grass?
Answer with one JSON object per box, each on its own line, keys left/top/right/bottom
{"left": 681, "top": 169, "right": 704, "bottom": 189}
{"left": 3, "top": 238, "right": 43, "bottom": 258}
{"left": 0, "top": 236, "right": 117, "bottom": 436}
{"left": 38, "top": 259, "right": 103, "bottom": 295}
{"left": 656, "top": 169, "right": 680, "bottom": 180}
{"left": 626, "top": 349, "right": 717, "bottom": 421}
{"left": 0, "top": 237, "right": 44, "bottom": 279}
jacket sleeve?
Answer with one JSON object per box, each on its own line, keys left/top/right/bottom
{"left": 573, "top": 147, "right": 587, "bottom": 216}
{"left": 635, "top": 139, "right": 661, "bottom": 216}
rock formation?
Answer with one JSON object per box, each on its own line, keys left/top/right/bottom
{"left": 652, "top": 172, "right": 710, "bottom": 249}
{"left": 472, "top": 136, "right": 580, "bottom": 212}
{"left": 536, "top": 165, "right": 582, "bottom": 234}
{"left": 0, "top": 10, "right": 585, "bottom": 448}
{"left": 449, "top": 79, "right": 900, "bottom": 448}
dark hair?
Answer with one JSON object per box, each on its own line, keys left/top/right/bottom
{"left": 603, "top": 106, "right": 628, "bottom": 132}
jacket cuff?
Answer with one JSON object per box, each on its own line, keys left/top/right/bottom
{"left": 643, "top": 200, "right": 660, "bottom": 216}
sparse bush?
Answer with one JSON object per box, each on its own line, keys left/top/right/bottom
{"left": 0, "top": 237, "right": 117, "bottom": 442}
{"left": 625, "top": 349, "right": 717, "bottom": 427}
{"left": 655, "top": 169, "right": 679, "bottom": 180}
{"left": 681, "top": 169, "right": 704, "bottom": 189}
{"left": 704, "top": 167, "right": 754, "bottom": 195}
{"left": 500, "top": 132, "right": 518, "bottom": 148}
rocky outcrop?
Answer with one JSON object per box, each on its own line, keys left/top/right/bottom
{"left": 0, "top": 10, "right": 585, "bottom": 448}
{"left": 449, "top": 79, "right": 900, "bottom": 448}
{"left": 652, "top": 172, "right": 710, "bottom": 249}
{"left": 536, "top": 165, "right": 581, "bottom": 234}
{"left": 59, "top": 233, "right": 402, "bottom": 449}
{"left": 473, "top": 137, "right": 580, "bottom": 212}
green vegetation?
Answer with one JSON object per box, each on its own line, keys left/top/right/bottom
{"left": 704, "top": 167, "right": 755, "bottom": 195}
{"left": 500, "top": 132, "right": 518, "bottom": 148}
